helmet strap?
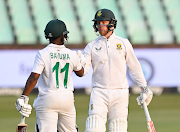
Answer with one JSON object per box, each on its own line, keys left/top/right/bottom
{"left": 103, "top": 30, "right": 113, "bottom": 38}
{"left": 95, "top": 31, "right": 100, "bottom": 36}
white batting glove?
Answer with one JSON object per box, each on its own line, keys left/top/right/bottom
{"left": 136, "top": 87, "right": 153, "bottom": 107}
{"left": 77, "top": 50, "right": 86, "bottom": 67}
{"left": 15, "top": 95, "right": 32, "bottom": 117}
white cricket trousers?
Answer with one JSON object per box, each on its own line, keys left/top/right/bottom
{"left": 33, "top": 91, "right": 77, "bottom": 132}
{"left": 88, "top": 88, "right": 129, "bottom": 126}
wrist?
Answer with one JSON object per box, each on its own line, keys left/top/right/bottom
{"left": 20, "top": 95, "right": 29, "bottom": 100}
{"left": 21, "top": 94, "right": 28, "bottom": 97}
{"left": 140, "top": 86, "right": 148, "bottom": 93}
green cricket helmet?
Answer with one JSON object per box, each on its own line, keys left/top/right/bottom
{"left": 44, "top": 19, "right": 69, "bottom": 39}
{"left": 92, "top": 9, "right": 117, "bottom": 32}
{"left": 93, "top": 9, "right": 115, "bottom": 21}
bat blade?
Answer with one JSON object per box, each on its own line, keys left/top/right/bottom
{"left": 143, "top": 103, "right": 156, "bottom": 132}
{"left": 16, "top": 124, "right": 28, "bottom": 132}
{"left": 147, "top": 121, "right": 155, "bottom": 132}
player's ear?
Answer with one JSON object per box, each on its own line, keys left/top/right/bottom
{"left": 60, "top": 35, "right": 64, "bottom": 44}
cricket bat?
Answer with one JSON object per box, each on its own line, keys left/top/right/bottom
{"left": 16, "top": 97, "right": 29, "bottom": 132}
{"left": 142, "top": 102, "right": 156, "bottom": 132}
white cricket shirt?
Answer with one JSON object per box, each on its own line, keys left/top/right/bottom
{"left": 83, "top": 33, "right": 147, "bottom": 89}
{"left": 32, "top": 44, "right": 82, "bottom": 95}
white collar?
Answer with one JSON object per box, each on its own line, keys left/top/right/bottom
{"left": 48, "top": 43, "right": 66, "bottom": 49}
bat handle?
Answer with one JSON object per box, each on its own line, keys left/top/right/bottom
{"left": 142, "top": 102, "right": 151, "bottom": 121}
{"left": 19, "top": 96, "right": 29, "bottom": 124}
{"left": 20, "top": 115, "right": 26, "bottom": 124}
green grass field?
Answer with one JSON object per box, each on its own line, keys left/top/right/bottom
{"left": 0, "top": 93, "right": 180, "bottom": 132}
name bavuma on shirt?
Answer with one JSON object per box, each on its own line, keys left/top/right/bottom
{"left": 50, "top": 52, "right": 70, "bottom": 60}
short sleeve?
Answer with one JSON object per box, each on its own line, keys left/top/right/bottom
{"left": 32, "top": 51, "right": 45, "bottom": 74}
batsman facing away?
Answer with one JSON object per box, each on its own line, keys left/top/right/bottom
{"left": 15, "top": 19, "right": 84, "bottom": 132}
{"left": 77, "top": 8, "right": 154, "bottom": 132}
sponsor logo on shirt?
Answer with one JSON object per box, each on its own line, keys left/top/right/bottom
{"left": 95, "top": 47, "right": 102, "bottom": 52}
{"left": 91, "top": 104, "right": 93, "bottom": 110}
{"left": 116, "top": 43, "right": 122, "bottom": 51}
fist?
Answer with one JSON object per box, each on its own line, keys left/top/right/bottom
{"left": 15, "top": 95, "right": 32, "bottom": 117}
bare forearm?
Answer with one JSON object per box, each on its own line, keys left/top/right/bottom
{"left": 74, "top": 67, "right": 84, "bottom": 77}
{"left": 22, "top": 72, "right": 40, "bottom": 96}
{"left": 22, "top": 79, "right": 37, "bottom": 96}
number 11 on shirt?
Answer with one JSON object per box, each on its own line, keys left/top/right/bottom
{"left": 53, "top": 62, "right": 69, "bottom": 89}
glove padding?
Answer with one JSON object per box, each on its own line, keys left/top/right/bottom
{"left": 77, "top": 50, "right": 86, "bottom": 67}
{"left": 136, "top": 87, "right": 153, "bottom": 107}
{"left": 15, "top": 95, "right": 32, "bottom": 117}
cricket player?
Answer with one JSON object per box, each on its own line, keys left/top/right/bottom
{"left": 78, "top": 9, "right": 153, "bottom": 132}
{"left": 15, "top": 19, "right": 84, "bottom": 132}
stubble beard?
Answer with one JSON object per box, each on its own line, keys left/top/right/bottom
{"left": 99, "top": 30, "right": 109, "bottom": 36}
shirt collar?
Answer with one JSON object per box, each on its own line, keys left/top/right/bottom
{"left": 48, "top": 43, "right": 66, "bottom": 49}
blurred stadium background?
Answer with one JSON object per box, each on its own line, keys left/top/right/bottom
{"left": 0, "top": 0, "right": 180, "bottom": 131}
{"left": 1, "top": 0, "right": 180, "bottom": 45}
